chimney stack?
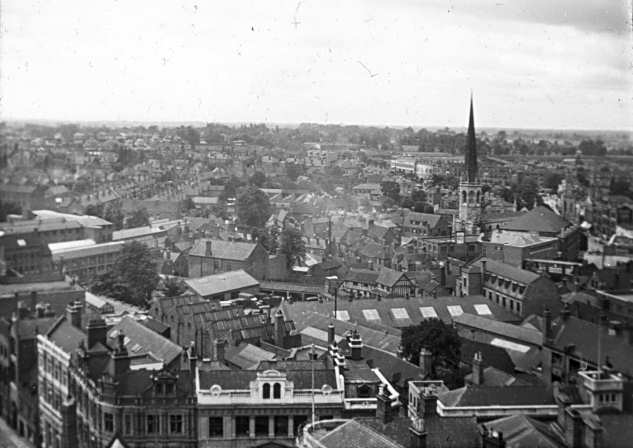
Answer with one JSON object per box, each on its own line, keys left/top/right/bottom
{"left": 349, "top": 329, "right": 363, "bottom": 361}
{"left": 472, "top": 351, "right": 484, "bottom": 385}
{"left": 66, "top": 301, "right": 82, "bottom": 329}
{"left": 419, "top": 347, "right": 433, "bottom": 376}
{"left": 482, "top": 428, "right": 506, "bottom": 448}
{"left": 110, "top": 331, "right": 130, "bottom": 377}
{"left": 214, "top": 338, "right": 225, "bottom": 363}
{"left": 274, "top": 309, "right": 285, "bottom": 347}
{"left": 543, "top": 308, "right": 553, "bottom": 344}
{"left": 376, "top": 384, "right": 393, "bottom": 423}
{"left": 86, "top": 318, "right": 107, "bottom": 349}
{"left": 327, "top": 322, "right": 335, "bottom": 347}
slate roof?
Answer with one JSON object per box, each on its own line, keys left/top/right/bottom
{"left": 474, "top": 257, "right": 541, "bottom": 284}
{"left": 198, "top": 361, "right": 336, "bottom": 390}
{"left": 501, "top": 206, "right": 571, "bottom": 234}
{"left": 189, "top": 238, "right": 258, "bottom": 260}
{"left": 108, "top": 316, "right": 182, "bottom": 366}
{"left": 46, "top": 316, "right": 87, "bottom": 354}
{"left": 596, "top": 412, "right": 633, "bottom": 448}
{"left": 316, "top": 419, "right": 404, "bottom": 448}
{"left": 548, "top": 315, "right": 633, "bottom": 376}
{"left": 482, "top": 414, "right": 565, "bottom": 448}
{"left": 185, "top": 269, "right": 259, "bottom": 297}
{"left": 50, "top": 241, "right": 124, "bottom": 261}
{"left": 460, "top": 339, "right": 515, "bottom": 374}
{"left": 453, "top": 313, "right": 543, "bottom": 346}
{"left": 376, "top": 267, "right": 409, "bottom": 288}
{"left": 345, "top": 268, "right": 380, "bottom": 284}
{"left": 438, "top": 384, "right": 555, "bottom": 407}
{"left": 225, "top": 343, "right": 277, "bottom": 369}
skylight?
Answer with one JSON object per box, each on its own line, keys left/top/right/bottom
{"left": 447, "top": 305, "right": 463, "bottom": 317}
{"left": 391, "top": 308, "right": 409, "bottom": 319}
{"left": 420, "top": 307, "right": 438, "bottom": 318}
{"left": 335, "top": 310, "right": 350, "bottom": 321}
{"left": 362, "top": 309, "right": 380, "bottom": 321}
{"left": 474, "top": 304, "right": 492, "bottom": 315}
{"left": 17, "top": 239, "right": 26, "bottom": 247}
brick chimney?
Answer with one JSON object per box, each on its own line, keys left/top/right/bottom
{"left": 274, "top": 309, "right": 285, "bottom": 347}
{"left": 86, "top": 318, "right": 107, "bottom": 349}
{"left": 472, "top": 351, "right": 484, "bottom": 385}
{"left": 349, "top": 329, "right": 363, "bottom": 361}
{"left": 66, "top": 302, "right": 82, "bottom": 329}
{"left": 482, "top": 428, "right": 506, "bottom": 448}
{"left": 419, "top": 347, "right": 432, "bottom": 376}
{"left": 327, "top": 322, "right": 335, "bottom": 347}
{"left": 543, "top": 308, "right": 553, "bottom": 344}
{"left": 376, "top": 384, "right": 393, "bottom": 423}
{"left": 110, "top": 331, "right": 130, "bottom": 377}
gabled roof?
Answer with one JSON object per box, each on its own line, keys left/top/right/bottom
{"left": 501, "top": 206, "right": 571, "bottom": 234}
{"left": 46, "top": 316, "right": 87, "bottom": 354}
{"left": 473, "top": 257, "right": 541, "bottom": 285}
{"left": 376, "top": 268, "right": 409, "bottom": 288}
{"left": 108, "top": 316, "right": 182, "bottom": 366}
{"left": 482, "top": 414, "right": 565, "bottom": 448}
{"left": 345, "top": 268, "right": 380, "bottom": 284}
{"left": 185, "top": 269, "right": 259, "bottom": 297}
{"left": 189, "top": 238, "right": 259, "bottom": 260}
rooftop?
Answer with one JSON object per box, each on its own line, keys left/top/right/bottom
{"left": 185, "top": 269, "right": 259, "bottom": 297}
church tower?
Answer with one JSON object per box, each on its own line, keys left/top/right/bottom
{"left": 456, "top": 96, "right": 483, "bottom": 234}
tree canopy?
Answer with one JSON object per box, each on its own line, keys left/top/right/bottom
{"left": 125, "top": 208, "right": 150, "bottom": 228}
{"left": 90, "top": 241, "right": 159, "bottom": 307}
{"left": 236, "top": 186, "right": 272, "bottom": 228}
{"left": 0, "top": 200, "right": 21, "bottom": 222}
{"left": 279, "top": 227, "right": 306, "bottom": 268}
{"left": 402, "top": 319, "right": 462, "bottom": 388}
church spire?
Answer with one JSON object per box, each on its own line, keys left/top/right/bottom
{"left": 465, "top": 94, "right": 478, "bottom": 182}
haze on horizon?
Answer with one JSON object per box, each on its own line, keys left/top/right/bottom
{"left": 2, "top": 0, "right": 632, "bottom": 131}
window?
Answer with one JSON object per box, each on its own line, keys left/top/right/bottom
{"left": 391, "top": 308, "right": 409, "bottom": 319}
{"left": 335, "top": 310, "right": 350, "bottom": 321}
{"left": 208, "top": 417, "right": 223, "bottom": 437}
{"left": 124, "top": 414, "right": 132, "bottom": 435}
{"left": 447, "top": 305, "right": 463, "bottom": 317}
{"left": 255, "top": 416, "right": 268, "bottom": 436}
{"left": 169, "top": 415, "right": 183, "bottom": 434}
{"left": 147, "top": 415, "right": 159, "bottom": 434}
{"left": 104, "top": 413, "right": 114, "bottom": 433}
{"left": 362, "top": 309, "right": 380, "bottom": 321}
{"left": 263, "top": 383, "right": 271, "bottom": 399}
{"left": 474, "top": 304, "right": 492, "bottom": 315}
{"left": 273, "top": 383, "right": 281, "bottom": 399}
{"left": 235, "top": 416, "right": 250, "bottom": 437}
{"left": 420, "top": 307, "right": 438, "bottom": 318}
{"left": 274, "top": 416, "right": 288, "bottom": 437}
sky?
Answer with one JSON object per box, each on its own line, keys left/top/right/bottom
{"left": 1, "top": 0, "right": 632, "bottom": 130}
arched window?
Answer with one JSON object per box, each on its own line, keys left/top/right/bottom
{"left": 462, "top": 191, "right": 467, "bottom": 203}
{"left": 476, "top": 191, "right": 480, "bottom": 203}
{"left": 468, "top": 191, "right": 475, "bottom": 204}
{"left": 273, "top": 383, "right": 281, "bottom": 399}
{"left": 263, "top": 383, "right": 270, "bottom": 399}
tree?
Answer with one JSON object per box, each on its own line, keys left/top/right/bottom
{"left": 543, "top": 172, "right": 563, "bottom": 191}
{"left": 249, "top": 171, "right": 267, "bottom": 188}
{"left": 104, "top": 202, "right": 124, "bottom": 230}
{"left": 236, "top": 187, "right": 272, "bottom": 228}
{"left": 285, "top": 163, "right": 304, "bottom": 181}
{"left": 411, "top": 189, "right": 427, "bottom": 204}
{"left": 516, "top": 177, "right": 539, "bottom": 209}
{"left": 0, "top": 200, "right": 21, "bottom": 221}
{"left": 91, "top": 241, "right": 159, "bottom": 307}
{"left": 126, "top": 208, "right": 150, "bottom": 228}
{"left": 402, "top": 319, "right": 462, "bottom": 387}
{"left": 279, "top": 227, "right": 306, "bottom": 268}
{"left": 381, "top": 181, "right": 400, "bottom": 202}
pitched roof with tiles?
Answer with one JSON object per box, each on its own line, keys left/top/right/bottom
{"left": 376, "top": 267, "right": 409, "bottom": 288}
{"left": 189, "top": 238, "right": 259, "bottom": 260}
{"left": 46, "top": 316, "right": 87, "bottom": 354}
{"left": 345, "top": 268, "right": 380, "bottom": 284}
{"left": 453, "top": 313, "right": 543, "bottom": 346}
{"left": 474, "top": 257, "right": 541, "bottom": 284}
